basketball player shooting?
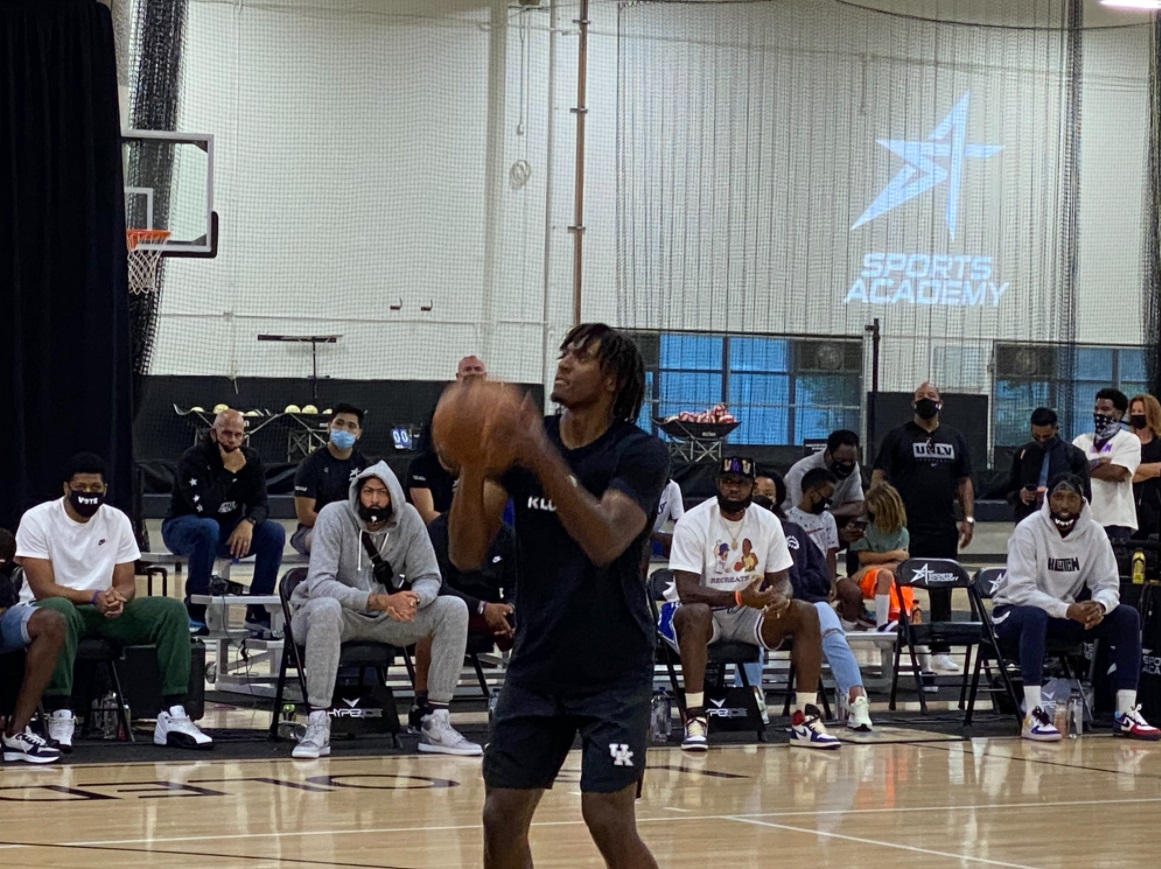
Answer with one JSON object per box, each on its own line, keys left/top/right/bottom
{"left": 445, "top": 323, "right": 668, "bottom": 869}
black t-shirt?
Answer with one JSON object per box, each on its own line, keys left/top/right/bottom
{"left": 406, "top": 451, "right": 456, "bottom": 515}
{"left": 874, "top": 421, "right": 972, "bottom": 539}
{"left": 293, "top": 446, "right": 369, "bottom": 519}
{"left": 1134, "top": 437, "right": 1161, "bottom": 538}
{"left": 427, "top": 513, "right": 517, "bottom": 610}
{"left": 500, "top": 417, "right": 668, "bottom": 691}
{"left": 0, "top": 562, "right": 19, "bottom": 609}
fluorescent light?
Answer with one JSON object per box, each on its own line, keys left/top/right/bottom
{"left": 1100, "top": 1, "right": 1161, "bottom": 10}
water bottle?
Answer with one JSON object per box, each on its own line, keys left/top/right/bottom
{"left": 1052, "top": 701, "right": 1068, "bottom": 737}
{"left": 649, "top": 688, "right": 672, "bottom": 744}
{"left": 100, "top": 691, "right": 118, "bottom": 740}
{"left": 1068, "top": 689, "right": 1084, "bottom": 738}
{"left": 1132, "top": 550, "right": 1146, "bottom": 585}
{"left": 487, "top": 692, "right": 500, "bottom": 728}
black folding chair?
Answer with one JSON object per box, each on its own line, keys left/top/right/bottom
{"left": 889, "top": 558, "right": 984, "bottom": 721}
{"left": 270, "top": 568, "right": 403, "bottom": 745}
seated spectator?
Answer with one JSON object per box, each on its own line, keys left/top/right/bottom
{"left": 289, "top": 462, "right": 481, "bottom": 759}
{"left": 993, "top": 473, "right": 1160, "bottom": 742}
{"left": 669, "top": 456, "right": 838, "bottom": 751}
{"left": 1, "top": 528, "right": 66, "bottom": 763}
{"left": 651, "top": 477, "right": 685, "bottom": 558}
{"left": 16, "top": 454, "right": 212, "bottom": 752}
{"left": 291, "top": 403, "right": 370, "bottom": 555}
{"left": 409, "top": 508, "right": 516, "bottom": 728}
{"left": 408, "top": 355, "right": 488, "bottom": 524}
{"left": 846, "top": 483, "right": 918, "bottom": 632}
{"left": 162, "top": 408, "right": 285, "bottom": 631}
{"left": 752, "top": 477, "right": 874, "bottom": 731}
{"left": 1006, "top": 407, "right": 1089, "bottom": 524}
{"left": 785, "top": 468, "right": 840, "bottom": 580}
{"left": 783, "top": 430, "right": 865, "bottom": 527}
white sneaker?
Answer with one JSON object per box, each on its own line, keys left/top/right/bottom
{"left": 154, "top": 705, "right": 214, "bottom": 750}
{"left": 931, "top": 653, "right": 959, "bottom": 672}
{"left": 2, "top": 727, "right": 62, "bottom": 764}
{"left": 48, "top": 710, "right": 75, "bottom": 752}
{"left": 1022, "top": 706, "right": 1062, "bottom": 742}
{"left": 847, "top": 695, "right": 873, "bottom": 732}
{"left": 292, "top": 710, "right": 332, "bottom": 759}
{"left": 790, "top": 705, "right": 841, "bottom": 750}
{"left": 681, "top": 716, "right": 709, "bottom": 752}
{"left": 418, "top": 708, "right": 483, "bottom": 756}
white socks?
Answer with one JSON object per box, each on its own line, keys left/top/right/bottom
{"left": 686, "top": 692, "right": 704, "bottom": 711}
{"left": 1116, "top": 689, "right": 1137, "bottom": 716}
{"left": 795, "top": 692, "right": 816, "bottom": 713}
{"left": 1024, "top": 685, "right": 1042, "bottom": 713}
{"left": 874, "top": 595, "right": 890, "bottom": 627}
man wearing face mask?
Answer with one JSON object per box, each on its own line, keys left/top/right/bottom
{"left": 872, "top": 382, "right": 974, "bottom": 672}
{"left": 289, "top": 462, "right": 481, "bottom": 759}
{"left": 783, "top": 430, "right": 865, "bottom": 525}
{"left": 16, "top": 453, "right": 213, "bottom": 751}
{"left": 1072, "top": 388, "right": 1141, "bottom": 541}
{"left": 785, "top": 468, "right": 840, "bottom": 581}
{"left": 992, "top": 474, "right": 1160, "bottom": 742}
{"left": 1006, "top": 408, "right": 1090, "bottom": 524}
{"left": 291, "top": 403, "right": 369, "bottom": 555}
{"left": 163, "top": 408, "right": 285, "bottom": 629}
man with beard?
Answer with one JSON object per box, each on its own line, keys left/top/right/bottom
{"left": 162, "top": 409, "right": 285, "bottom": 629}
{"left": 992, "top": 474, "right": 1160, "bottom": 742}
{"left": 872, "top": 382, "right": 974, "bottom": 672}
{"left": 1073, "top": 388, "right": 1141, "bottom": 541}
{"left": 1006, "top": 407, "right": 1090, "bottom": 524}
{"left": 669, "top": 456, "right": 838, "bottom": 751}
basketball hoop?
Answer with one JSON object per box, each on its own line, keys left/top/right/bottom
{"left": 126, "top": 228, "right": 171, "bottom": 294}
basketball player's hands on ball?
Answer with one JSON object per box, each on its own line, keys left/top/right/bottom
{"left": 369, "top": 591, "right": 420, "bottom": 622}
{"left": 737, "top": 578, "right": 778, "bottom": 610}
{"left": 482, "top": 602, "right": 515, "bottom": 639}
{"left": 226, "top": 520, "right": 253, "bottom": 558}
{"left": 483, "top": 393, "right": 548, "bottom": 472}
{"left": 1067, "top": 600, "right": 1105, "bottom": 630}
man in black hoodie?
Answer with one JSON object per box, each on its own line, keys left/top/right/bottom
{"left": 162, "top": 409, "right": 285, "bottom": 626}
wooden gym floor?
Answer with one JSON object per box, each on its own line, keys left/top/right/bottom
{"left": 1, "top": 735, "right": 1159, "bottom": 868}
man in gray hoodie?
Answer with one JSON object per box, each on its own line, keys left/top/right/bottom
{"left": 993, "top": 473, "right": 1159, "bottom": 742}
{"left": 289, "top": 462, "right": 481, "bottom": 759}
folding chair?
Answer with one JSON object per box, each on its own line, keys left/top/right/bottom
{"left": 888, "top": 558, "right": 984, "bottom": 720}
{"left": 969, "top": 566, "right": 1099, "bottom": 729}
{"left": 269, "top": 568, "right": 403, "bottom": 745}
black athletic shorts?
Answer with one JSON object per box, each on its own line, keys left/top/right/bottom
{"left": 483, "top": 676, "right": 651, "bottom": 794}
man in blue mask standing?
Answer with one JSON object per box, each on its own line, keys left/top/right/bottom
{"left": 1007, "top": 408, "right": 1090, "bottom": 524}
{"left": 291, "top": 404, "right": 370, "bottom": 555}
{"left": 1073, "top": 388, "right": 1141, "bottom": 541}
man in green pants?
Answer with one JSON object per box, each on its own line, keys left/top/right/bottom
{"left": 14, "top": 453, "right": 212, "bottom": 752}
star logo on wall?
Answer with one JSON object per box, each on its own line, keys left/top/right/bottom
{"left": 852, "top": 92, "right": 1002, "bottom": 239}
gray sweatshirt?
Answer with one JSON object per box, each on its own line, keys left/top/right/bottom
{"left": 292, "top": 461, "right": 442, "bottom": 612}
{"left": 992, "top": 497, "right": 1120, "bottom": 619}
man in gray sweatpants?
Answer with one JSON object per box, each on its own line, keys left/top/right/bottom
{"left": 289, "top": 461, "right": 481, "bottom": 759}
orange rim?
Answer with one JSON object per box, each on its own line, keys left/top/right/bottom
{"left": 126, "top": 228, "right": 171, "bottom": 250}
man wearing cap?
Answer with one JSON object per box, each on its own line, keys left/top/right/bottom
{"left": 668, "top": 456, "right": 839, "bottom": 750}
{"left": 992, "top": 473, "right": 1160, "bottom": 742}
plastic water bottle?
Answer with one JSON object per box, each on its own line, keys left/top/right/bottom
{"left": 649, "top": 688, "right": 672, "bottom": 744}
{"left": 1068, "top": 690, "right": 1084, "bottom": 738}
{"left": 1132, "top": 550, "right": 1146, "bottom": 585}
{"left": 100, "top": 692, "right": 118, "bottom": 740}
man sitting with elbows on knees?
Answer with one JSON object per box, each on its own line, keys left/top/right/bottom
{"left": 993, "top": 473, "right": 1160, "bottom": 742}
{"left": 289, "top": 462, "right": 481, "bottom": 759}
{"left": 15, "top": 453, "right": 212, "bottom": 752}
{"left": 669, "top": 456, "right": 839, "bottom": 751}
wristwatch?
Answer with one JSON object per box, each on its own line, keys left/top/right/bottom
{"left": 963, "top": 517, "right": 976, "bottom": 524}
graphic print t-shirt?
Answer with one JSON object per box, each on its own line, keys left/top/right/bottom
{"left": 669, "top": 499, "right": 794, "bottom": 603}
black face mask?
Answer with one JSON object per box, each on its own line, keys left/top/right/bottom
{"left": 829, "top": 460, "right": 856, "bottom": 480}
{"left": 914, "top": 398, "right": 940, "bottom": 420}
{"left": 358, "top": 502, "right": 391, "bottom": 525}
{"left": 1131, "top": 414, "right": 1148, "bottom": 430}
{"left": 1038, "top": 436, "right": 1059, "bottom": 451}
{"left": 716, "top": 493, "right": 753, "bottom": 514}
{"left": 69, "top": 490, "right": 104, "bottom": 518}
{"left": 808, "top": 497, "right": 831, "bottom": 515}
{"left": 1050, "top": 510, "right": 1079, "bottom": 537}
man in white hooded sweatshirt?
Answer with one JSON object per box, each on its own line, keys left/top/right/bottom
{"left": 993, "top": 473, "right": 1160, "bottom": 742}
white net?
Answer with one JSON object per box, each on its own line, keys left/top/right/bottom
{"left": 126, "top": 228, "right": 170, "bottom": 294}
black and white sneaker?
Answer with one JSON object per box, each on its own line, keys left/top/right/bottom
{"left": 2, "top": 728, "right": 62, "bottom": 764}
{"left": 154, "top": 705, "right": 214, "bottom": 750}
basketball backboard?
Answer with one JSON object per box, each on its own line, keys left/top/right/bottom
{"left": 122, "top": 129, "right": 217, "bottom": 257}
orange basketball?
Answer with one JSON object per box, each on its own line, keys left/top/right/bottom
{"left": 432, "top": 380, "right": 524, "bottom": 471}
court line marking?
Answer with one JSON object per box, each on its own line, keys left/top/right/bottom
{"left": 724, "top": 816, "right": 1041, "bottom": 869}
{"left": 0, "top": 796, "right": 1152, "bottom": 851}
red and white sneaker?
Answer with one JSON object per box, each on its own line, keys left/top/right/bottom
{"left": 790, "top": 705, "right": 841, "bottom": 750}
{"left": 1114, "top": 706, "right": 1161, "bottom": 741}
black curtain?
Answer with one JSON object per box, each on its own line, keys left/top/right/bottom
{"left": 0, "top": 0, "right": 133, "bottom": 530}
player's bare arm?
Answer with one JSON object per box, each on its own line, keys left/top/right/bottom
{"left": 447, "top": 467, "right": 508, "bottom": 571}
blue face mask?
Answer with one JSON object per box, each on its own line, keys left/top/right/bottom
{"left": 330, "top": 429, "right": 356, "bottom": 450}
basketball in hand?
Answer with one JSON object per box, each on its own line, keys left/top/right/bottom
{"left": 432, "top": 380, "right": 524, "bottom": 471}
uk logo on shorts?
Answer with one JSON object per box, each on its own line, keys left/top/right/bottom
{"left": 609, "top": 743, "right": 634, "bottom": 767}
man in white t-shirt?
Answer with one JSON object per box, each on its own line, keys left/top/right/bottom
{"left": 15, "top": 453, "right": 212, "bottom": 753}
{"left": 785, "top": 467, "right": 840, "bottom": 580}
{"left": 650, "top": 478, "right": 685, "bottom": 557}
{"left": 669, "top": 456, "right": 838, "bottom": 751}
{"left": 782, "top": 430, "right": 865, "bottom": 521}
{"left": 1072, "top": 388, "right": 1141, "bottom": 540}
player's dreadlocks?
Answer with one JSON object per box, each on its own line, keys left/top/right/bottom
{"left": 559, "top": 323, "right": 646, "bottom": 424}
